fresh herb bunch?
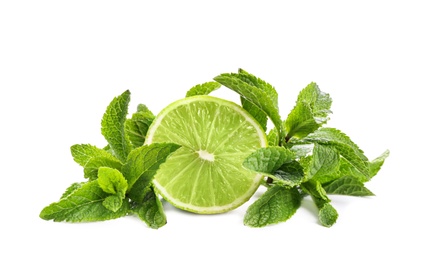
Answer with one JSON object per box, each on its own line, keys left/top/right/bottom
{"left": 40, "top": 69, "right": 388, "bottom": 228}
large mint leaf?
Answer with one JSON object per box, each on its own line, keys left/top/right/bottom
{"left": 101, "top": 90, "right": 132, "bottom": 162}
{"left": 214, "top": 73, "right": 284, "bottom": 140}
{"left": 285, "top": 82, "right": 332, "bottom": 140}
{"left": 243, "top": 147, "right": 295, "bottom": 174}
{"left": 300, "top": 128, "right": 370, "bottom": 179}
{"left": 186, "top": 82, "right": 221, "bottom": 97}
{"left": 130, "top": 187, "right": 167, "bottom": 229}
{"left": 301, "top": 180, "right": 338, "bottom": 227}
{"left": 40, "top": 180, "right": 129, "bottom": 222}
{"left": 122, "top": 143, "right": 180, "bottom": 202}
{"left": 125, "top": 109, "right": 155, "bottom": 149}
{"left": 323, "top": 176, "right": 374, "bottom": 196}
{"left": 244, "top": 185, "right": 301, "bottom": 227}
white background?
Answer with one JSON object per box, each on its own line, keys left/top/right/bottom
{"left": 1, "top": 0, "right": 420, "bottom": 259}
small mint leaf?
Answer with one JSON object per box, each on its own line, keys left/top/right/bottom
{"left": 130, "top": 188, "right": 167, "bottom": 229}
{"left": 319, "top": 203, "right": 338, "bottom": 227}
{"left": 71, "top": 144, "right": 120, "bottom": 166}
{"left": 271, "top": 161, "right": 305, "bottom": 187}
{"left": 307, "top": 143, "right": 341, "bottom": 182}
{"left": 97, "top": 167, "right": 128, "bottom": 195}
{"left": 186, "top": 81, "right": 221, "bottom": 97}
{"left": 369, "top": 150, "right": 389, "bottom": 179}
{"left": 83, "top": 156, "right": 123, "bottom": 180}
{"left": 103, "top": 192, "right": 125, "bottom": 212}
{"left": 267, "top": 128, "right": 280, "bottom": 147}
{"left": 125, "top": 107, "right": 155, "bottom": 148}
{"left": 285, "top": 82, "right": 332, "bottom": 140}
{"left": 101, "top": 90, "right": 132, "bottom": 162}
{"left": 244, "top": 185, "right": 301, "bottom": 227}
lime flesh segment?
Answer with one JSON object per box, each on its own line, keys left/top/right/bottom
{"left": 145, "top": 95, "right": 267, "bottom": 214}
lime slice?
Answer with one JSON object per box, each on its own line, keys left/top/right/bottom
{"left": 145, "top": 95, "right": 267, "bottom": 214}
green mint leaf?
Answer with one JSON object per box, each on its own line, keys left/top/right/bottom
{"left": 71, "top": 144, "right": 120, "bottom": 166}
{"left": 83, "top": 156, "right": 123, "bottom": 180}
{"left": 301, "top": 180, "right": 338, "bottom": 227}
{"left": 60, "top": 182, "right": 83, "bottom": 199}
{"left": 237, "top": 69, "right": 279, "bottom": 110}
{"left": 285, "top": 102, "right": 320, "bottom": 139}
{"left": 101, "top": 90, "right": 132, "bottom": 162}
{"left": 271, "top": 161, "right": 305, "bottom": 187}
{"left": 319, "top": 203, "right": 338, "bottom": 227}
{"left": 323, "top": 176, "right": 374, "bottom": 196}
{"left": 243, "top": 146, "right": 295, "bottom": 174}
{"left": 103, "top": 192, "right": 125, "bottom": 212}
{"left": 240, "top": 99, "right": 268, "bottom": 131}
{"left": 186, "top": 81, "right": 221, "bottom": 97}
{"left": 285, "top": 82, "right": 331, "bottom": 140}
{"left": 214, "top": 73, "right": 284, "bottom": 140}
{"left": 369, "top": 150, "right": 389, "bottom": 179}
{"left": 125, "top": 106, "right": 155, "bottom": 149}
{"left": 244, "top": 185, "right": 301, "bottom": 227}
{"left": 130, "top": 188, "right": 167, "bottom": 229}
{"left": 307, "top": 143, "right": 341, "bottom": 182}
{"left": 267, "top": 128, "right": 280, "bottom": 146}
{"left": 122, "top": 143, "right": 181, "bottom": 202}
{"left": 235, "top": 69, "right": 279, "bottom": 131}
{"left": 299, "top": 128, "right": 370, "bottom": 180}
{"left": 40, "top": 180, "right": 129, "bottom": 222}
{"left": 97, "top": 167, "right": 128, "bottom": 195}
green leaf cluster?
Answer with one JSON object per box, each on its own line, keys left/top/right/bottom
{"left": 41, "top": 68, "right": 389, "bottom": 229}
{"left": 40, "top": 90, "right": 180, "bottom": 228}
{"left": 210, "top": 69, "right": 388, "bottom": 228}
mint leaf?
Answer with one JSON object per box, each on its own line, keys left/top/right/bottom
{"left": 122, "top": 143, "right": 180, "bottom": 202}
{"left": 130, "top": 188, "right": 167, "bottom": 229}
{"left": 103, "top": 193, "right": 125, "bottom": 212}
{"left": 319, "top": 203, "right": 338, "bottom": 227}
{"left": 214, "top": 73, "right": 284, "bottom": 139}
{"left": 243, "top": 146, "right": 295, "bottom": 174}
{"left": 237, "top": 68, "right": 279, "bottom": 110}
{"left": 125, "top": 106, "right": 155, "bottom": 149}
{"left": 71, "top": 144, "right": 120, "bottom": 166}
{"left": 285, "top": 82, "right": 331, "bottom": 140}
{"left": 307, "top": 143, "right": 341, "bottom": 183}
{"left": 244, "top": 185, "right": 301, "bottom": 227}
{"left": 186, "top": 81, "right": 221, "bottom": 97}
{"left": 323, "top": 176, "right": 374, "bottom": 196}
{"left": 301, "top": 180, "right": 338, "bottom": 227}
{"left": 60, "top": 182, "right": 83, "bottom": 199}
{"left": 299, "top": 128, "right": 370, "bottom": 180}
{"left": 369, "top": 150, "right": 389, "bottom": 179}
{"left": 97, "top": 167, "right": 128, "bottom": 195}
{"left": 83, "top": 156, "right": 123, "bottom": 180}
{"left": 101, "top": 90, "right": 132, "bottom": 162}
{"left": 40, "top": 181, "right": 129, "bottom": 222}
{"left": 267, "top": 128, "right": 280, "bottom": 146}
{"left": 235, "top": 69, "right": 279, "bottom": 131}
{"left": 271, "top": 161, "right": 305, "bottom": 187}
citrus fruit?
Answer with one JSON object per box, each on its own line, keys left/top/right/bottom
{"left": 145, "top": 95, "right": 267, "bottom": 214}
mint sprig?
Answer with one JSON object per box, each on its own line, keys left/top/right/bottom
{"left": 40, "top": 69, "right": 389, "bottom": 228}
